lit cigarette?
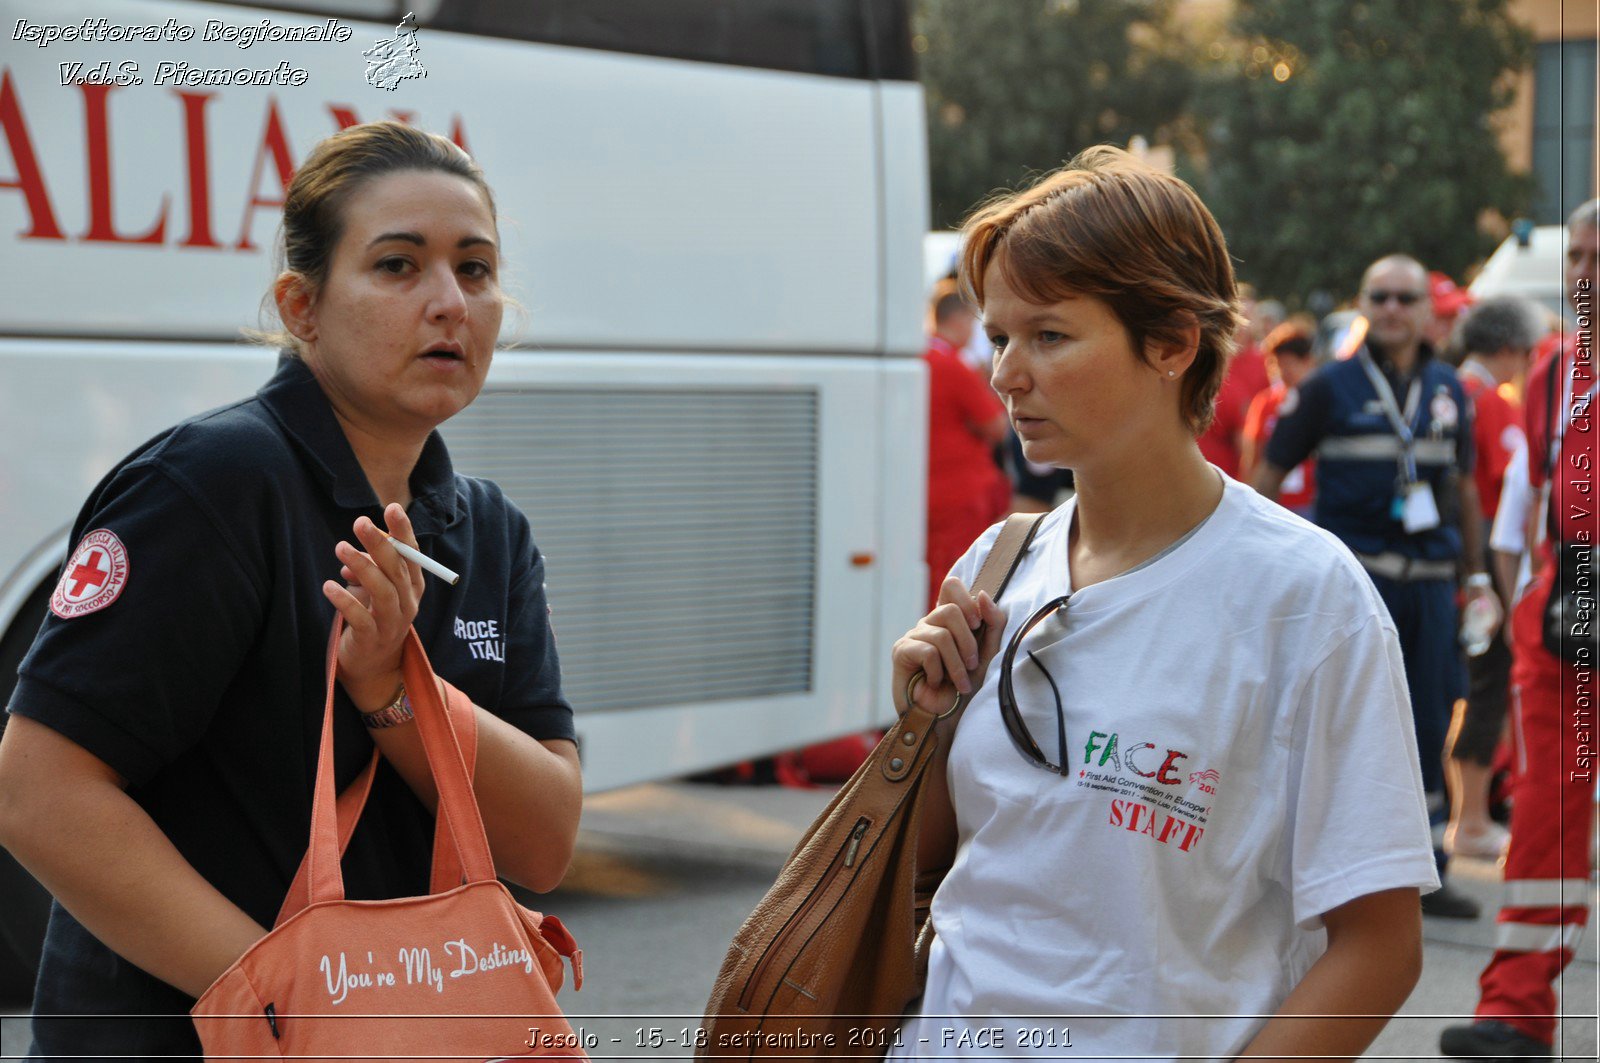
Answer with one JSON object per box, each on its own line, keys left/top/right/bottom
{"left": 383, "top": 534, "right": 460, "bottom": 585}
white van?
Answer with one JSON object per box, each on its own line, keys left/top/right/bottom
{"left": 1468, "top": 225, "right": 1569, "bottom": 323}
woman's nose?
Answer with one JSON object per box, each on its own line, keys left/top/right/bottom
{"left": 990, "top": 343, "right": 1025, "bottom": 393}
{"left": 425, "top": 264, "right": 468, "bottom": 322}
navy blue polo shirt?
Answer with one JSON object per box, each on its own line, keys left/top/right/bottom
{"left": 1265, "top": 341, "right": 1474, "bottom": 561}
{"left": 10, "top": 355, "right": 573, "bottom": 1054}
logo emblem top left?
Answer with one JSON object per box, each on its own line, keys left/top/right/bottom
{"left": 51, "top": 529, "right": 130, "bottom": 619}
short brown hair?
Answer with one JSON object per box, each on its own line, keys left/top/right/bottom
{"left": 254, "top": 121, "right": 498, "bottom": 354}
{"left": 928, "top": 277, "right": 970, "bottom": 328}
{"left": 1262, "top": 322, "right": 1314, "bottom": 360}
{"left": 957, "top": 146, "right": 1244, "bottom": 434}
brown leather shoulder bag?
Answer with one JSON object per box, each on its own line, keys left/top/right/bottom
{"left": 699, "top": 513, "right": 1044, "bottom": 1059}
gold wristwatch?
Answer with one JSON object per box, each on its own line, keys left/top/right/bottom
{"left": 360, "top": 685, "right": 413, "bottom": 730}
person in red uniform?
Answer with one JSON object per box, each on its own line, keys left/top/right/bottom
{"left": 1442, "top": 296, "right": 1543, "bottom": 864}
{"left": 1197, "top": 284, "right": 1271, "bottom": 476}
{"left": 1428, "top": 271, "right": 1476, "bottom": 364}
{"left": 1441, "top": 198, "right": 1600, "bottom": 1061}
{"left": 1241, "top": 321, "right": 1317, "bottom": 516}
{"left": 924, "top": 278, "right": 1009, "bottom": 607}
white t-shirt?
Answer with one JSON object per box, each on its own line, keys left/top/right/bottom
{"left": 891, "top": 475, "right": 1438, "bottom": 1062}
{"left": 1489, "top": 435, "right": 1535, "bottom": 600}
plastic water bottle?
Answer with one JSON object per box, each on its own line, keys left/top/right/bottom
{"left": 1460, "top": 596, "right": 1498, "bottom": 657}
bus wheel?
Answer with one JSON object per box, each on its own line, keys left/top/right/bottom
{"left": 0, "top": 578, "right": 54, "bottom": 1000}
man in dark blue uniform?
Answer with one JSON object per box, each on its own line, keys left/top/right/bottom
{"left": 1253, "top": 254, "right": 1498, "bottom": 920}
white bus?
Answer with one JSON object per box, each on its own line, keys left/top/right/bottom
{"left": 0, "top": 0, "right": 929, "bottom": 992}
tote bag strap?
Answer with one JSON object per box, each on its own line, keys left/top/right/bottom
{"left": 302, "top": 619, "right": 497, "bottom": 909}
{"left": 273, "top": 676, "right": 479, "bottom": 928}
{"left": 427, "top": 678, "right": 479, "bottom": 893}
{"left": 398, "top": 641, "right": 495, "bottom": 888}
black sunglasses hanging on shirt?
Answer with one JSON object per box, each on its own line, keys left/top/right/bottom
{"left": 997, "top": 594, "right": 1075, "bottom": 773}
{"left": 996, "top": 491, "right": 1220, "bottom": 774}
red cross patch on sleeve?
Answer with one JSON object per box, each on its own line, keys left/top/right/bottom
{"left": 50, "top": 530, "right": 130, "bottom": 619}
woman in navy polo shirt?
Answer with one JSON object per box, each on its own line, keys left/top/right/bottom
{"left": 0, "top": 121, "right": 581, "bottom": 1058}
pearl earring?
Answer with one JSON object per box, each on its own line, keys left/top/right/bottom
{"left": 1167, "top": 370, "right": 1176, "bottom": 377}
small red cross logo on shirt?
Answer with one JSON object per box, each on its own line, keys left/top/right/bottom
{"left": 51, "top": 530, "right": 129, "bottom": 619}
{"left": 67, "top": 550, "right": 109, "bottom": 597}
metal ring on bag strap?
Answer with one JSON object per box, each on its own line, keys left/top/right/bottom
{"left": 904, "top": 670, "right": 965, "bottom": 721}
{"left": 887, "top": 514, "right": 1044, "bottom": 783}
{"left": 886, "top": 672, "right": 963, "bottom": 782}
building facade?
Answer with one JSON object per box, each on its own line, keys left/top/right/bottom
{"left": 1501, "top": 1, "right": 1598, "bottom": 223}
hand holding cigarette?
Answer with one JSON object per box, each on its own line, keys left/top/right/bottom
{"left": 323, "top": 504, "right": 437, "bottom": 713}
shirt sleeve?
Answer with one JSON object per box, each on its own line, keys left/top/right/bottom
{"left": 1471, "top": 390, "right": 1492, "bottom": 472}
{"left": 1284, "top": 614, "right": 1440, "bottom": 929}
{"left": 494, "top": 509, "right": 576, "bottom": 744}
{"left": 1264, "top": 367, "right": 1333, "bottom": 473}
{"left": 1490, "top": 436, "right": 1532, "bottom": 555}
{"left": 8, "top": 461, "right": 266, "bottom": 786}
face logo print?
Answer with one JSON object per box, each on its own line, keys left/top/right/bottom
{"left": 996, "top": 595, "right": 1215, "bottom": 854}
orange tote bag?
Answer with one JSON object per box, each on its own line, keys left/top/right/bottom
{"left": 191, "top": 619, "right": 586, "bottom": 1061}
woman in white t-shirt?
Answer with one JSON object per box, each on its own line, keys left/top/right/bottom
{"left": 888, "top": 148, "right": 1439, "bottom": 1062}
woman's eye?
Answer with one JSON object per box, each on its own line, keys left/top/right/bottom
{"left": 1039, "top": 331, "right": 1066, "bottom": 343}
{"left": 376, "top": 257, "right": 412, "bottom": 275}
{"left": 987, "top": 334, "right": 1007, "bottom": 351}
{"left": 460, "top": 260, "right": 493, "bottom": 279}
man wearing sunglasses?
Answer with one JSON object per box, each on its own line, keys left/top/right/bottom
{"left": 1254, "top": 254, "right": 1495, "bottom": 922}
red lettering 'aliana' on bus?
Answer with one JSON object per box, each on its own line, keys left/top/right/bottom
{"left": 0, "top": 69, "right": 470, "bottom": 250}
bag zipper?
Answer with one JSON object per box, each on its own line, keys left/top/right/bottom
{"left": 737, "top": 816, "right": 870, "bottom": 1012}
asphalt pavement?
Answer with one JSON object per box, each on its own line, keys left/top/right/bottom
{"left": 2, "top": 780, "right": 1596, "bottom": 1060}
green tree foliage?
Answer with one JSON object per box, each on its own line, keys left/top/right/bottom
{"left": 1195, "top": 0, "right": 1531, "bottom": 304}
{"left": 916, "top": 0, "right": 1193, "bottom": 229}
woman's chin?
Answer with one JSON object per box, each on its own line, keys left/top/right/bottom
{"left": 1018, "top": 442, "right": 1070, "bottom": 470}
{"left": 410, "top": 381, "right": 485, "bottom": 424}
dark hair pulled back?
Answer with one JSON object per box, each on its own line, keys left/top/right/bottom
{"left": 252, "top": 120, "right": 497, "bottom": 354}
